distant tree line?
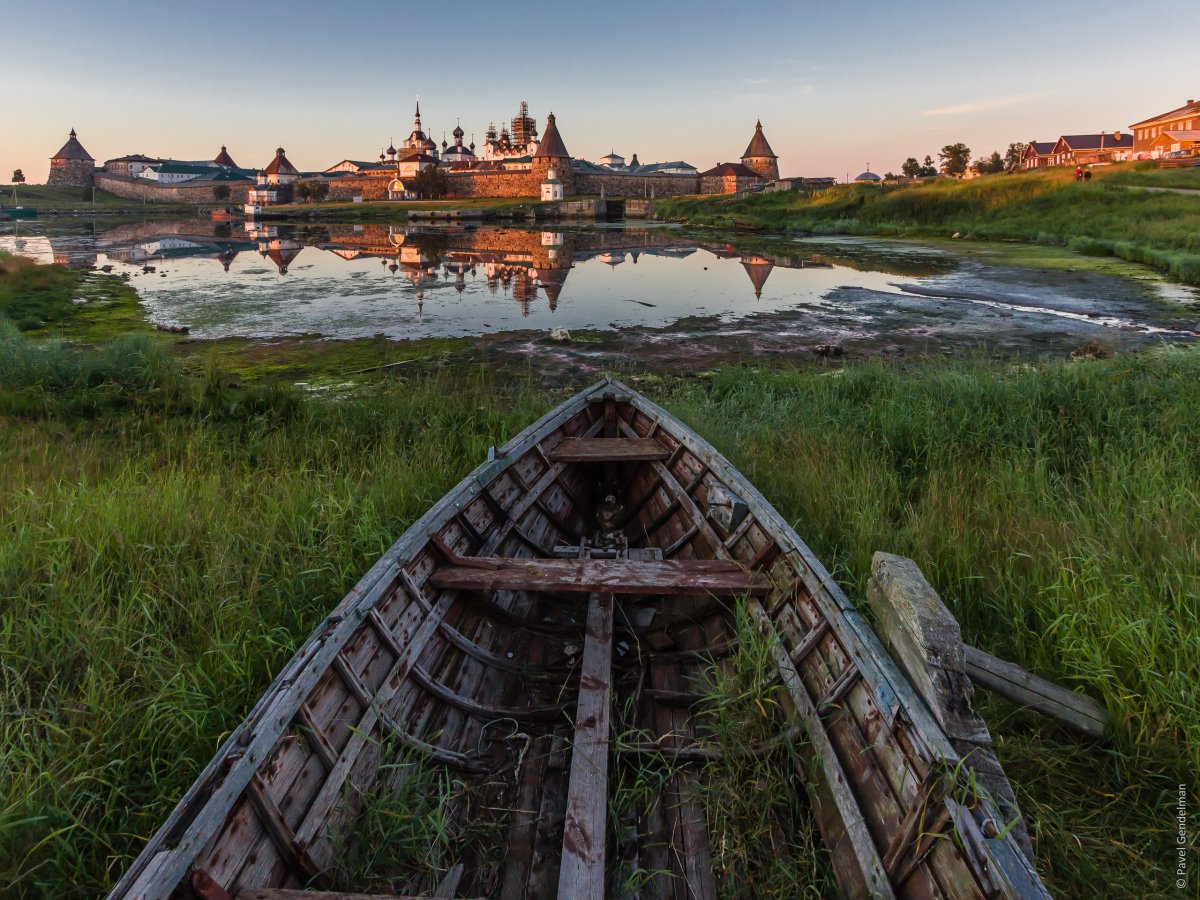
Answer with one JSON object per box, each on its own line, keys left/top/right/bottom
{"left": 896, "top": 142, "right": 1027, "bottom": 179}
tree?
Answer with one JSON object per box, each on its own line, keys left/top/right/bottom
{"left": 212, "top": 185, "right": 231, "bottom": 202}
{"left": 294, "top": 182, "right": 311, "bottom": 202}
{"left": 1005, "top": 143, "right": 1027, "bottom": 170}
{"left": 307, "top": 181, "right": 328, "bottom": 202}
{"left": 939, "top": 143, "right": 972, "bottom": 177}
{"left": 919, "top": 155, "right": 938, "bottom": 177}
{"left": 987, "top": 150, "right": 1004, "bottom": 174}
{"left": 11, "top": 169, "right": 25, "bottom": 184}
{"left": 902, "top": 157, "right": 921, "bottom": 178}
{"left": 971, "top": 152, "right": 1007, "bottom": 176}
{"left": 411, "top": 165, "right": 448, "bottom": 200}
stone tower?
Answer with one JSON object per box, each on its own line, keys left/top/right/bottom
{"left": 48, "top": 128, "right": 95, "bottom": 187}
{"left": 532, "top": 113, "right": 574, "bottom": 196}
{"left": 740, "top": 120, "right": 779, "bottom": 181}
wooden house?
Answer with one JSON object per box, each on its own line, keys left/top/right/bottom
{"left": 1020, "top": 141, "right": 1055, "bottom": 169}
{"left": 1130, "top": 98, "right": 1200, "bottom": 156}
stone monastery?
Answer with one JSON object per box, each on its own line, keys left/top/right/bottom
{"left": 60, "top": 100, "right": 782, "bottom": 205}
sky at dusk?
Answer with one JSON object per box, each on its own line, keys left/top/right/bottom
{"left": 2, "top": 0, "right": 1197, "bottom": 183}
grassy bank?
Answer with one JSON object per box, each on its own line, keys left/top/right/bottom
{"left": 0, "top": 319, "right": 1196, "bottom": 896}
{"left": 656, "top": 164, "right": 1200, "bottom": 285}
{"left": 0, "top": 251, "right": 146, "bottom": 338}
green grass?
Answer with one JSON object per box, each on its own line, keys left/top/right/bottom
{"left": 0, "top": 324, "right": 1197, "bottom": 896}
{"left": 656, "top": 164, "right": 1200, "bottom": 285}
{"left": 1101, "top": 160, "right": 1200, "bottom": 191}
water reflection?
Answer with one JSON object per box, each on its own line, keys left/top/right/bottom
{"left": 5, "top": 219, "right": 1188, "bottom": 349}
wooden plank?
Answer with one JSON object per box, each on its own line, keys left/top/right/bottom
{"left": 962, "top": 644, "right": 1108, "bottom": 738}
{"left": 549, "top": 436, "right": 669, "bottom": 463}
{"left": 431, "top": 558, "right": 767, "bottom": 595}
{"left": 556, "top": 593, "right": 615, "bottom": 900}
{"left": 750, "top": 599, "right": 896, "bottom": 899}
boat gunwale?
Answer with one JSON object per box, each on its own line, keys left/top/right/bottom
{"left": 109, "top": 375, "right": 1046, "bottom": 900}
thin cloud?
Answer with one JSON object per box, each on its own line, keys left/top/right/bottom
{"left": 921, "top": 93, "right": 1042, "bottom": 117}
{"left": 744, "top": 78, "right": 772, "bottom": 85}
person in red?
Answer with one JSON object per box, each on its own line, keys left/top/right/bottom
{"left": 1076, "top": 166, "right": 1084, "bottom": 182}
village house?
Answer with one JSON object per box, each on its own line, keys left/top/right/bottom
{"left": 698, "top": 162, "right": 763, "bottom": 194}
{"left": 1130, "top": 98, "right": 1200, "bottom": 156}
{"left": 1020, "top": 141, "right": 1056, "bottom": 169}
{"left": 1149, "top": 130, "right": 1200, "bottom": 156}
{"left": 1049, "top": 133, "right": 1134, "bottom": 167}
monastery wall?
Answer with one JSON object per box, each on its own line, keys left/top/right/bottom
{"left": 94, "top": 174, "right": 251, "bottom": 204}
{"left": 574, "top": 172, "right": 699, "bottom": 198}
{"left": 326, "top": 178, "right": 391, "bottom": 201}
{"left": 445, "top": 171, "right": 540, "bottom": 199}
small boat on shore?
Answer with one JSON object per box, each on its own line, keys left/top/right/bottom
{"left": 0, "top": 206, "right": 38, "bottom": 219}
{"left": 110, "top": 378, "right": 1046, "bottom": 900}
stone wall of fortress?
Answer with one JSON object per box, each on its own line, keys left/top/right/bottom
{"left": 96, "top": 168, "right": 708, "bottom": 205}
{"left": 573, "top": 172, "right": 699, "bottom": 198}
{"left": 94, "top": 173, "right": 252, "bottom": 204}
{"left": 329, "top": 170, "right": 700, "bottom": 201}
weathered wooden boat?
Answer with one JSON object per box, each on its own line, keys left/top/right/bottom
{"left": 110, "top": 377, "right": 1048, "bottom": 900}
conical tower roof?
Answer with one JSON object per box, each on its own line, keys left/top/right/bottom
{"left": 52, "top": 128, "right": 93, "bottom": 161}
{"left": 741, "top": 121, "right": 776, "bottom": 159}
{"left": 533, "top": 113, "right": 570, "bottom": 159}
{"left": 740, "top": 257, "right": 774, "bottom": 298}
{"left": 264, "top": 147, "right": 299, "bottom": 176}
{"left": 214, "top": 145, "right": 238, "bottom": 168}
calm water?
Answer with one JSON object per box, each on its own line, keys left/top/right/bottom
{"left": 3, "top": 218, "right": 1197, "bottom": 347}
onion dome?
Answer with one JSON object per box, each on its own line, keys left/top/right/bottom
{"left": 453, "top": 122, "right": 464, "bottom": 140}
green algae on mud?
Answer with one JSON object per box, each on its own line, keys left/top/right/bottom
{"left": 0, "top": 250, "right": 149, "bottom": 339}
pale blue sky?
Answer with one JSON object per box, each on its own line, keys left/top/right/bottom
{"left": 2, "top": 0, "right": 1196, "bottom": 181}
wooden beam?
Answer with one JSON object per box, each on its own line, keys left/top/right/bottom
{"left": 557, "top": 593, "right": 615, "bottom": 900}
{"left": 962, "top": 644, "right": 1109, "bottom": 739}
{"left": 549, "top": 436, "right": 670, "bottom": 463}
{"left": 865, "top": 552, "right": 1044, "bottom": 865}
{"left": 430, "top": 558, "right": 767, "bottom": 595}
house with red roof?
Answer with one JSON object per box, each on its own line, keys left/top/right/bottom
{"left": 1130, "top": 98, "right": 1200, "bottom": 157}
{"left": 1020, "top": 141, "right": 1056, "bottom": 169}
{"left": 1049, "top": 133, "right": 1134, "bottom": 167}
{"left": 699, "top": 162, "right": 763, "bottom": 194}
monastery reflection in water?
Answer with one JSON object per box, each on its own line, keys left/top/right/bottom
{"left": 27, "top": 221, "right": 838, "bottom": 316}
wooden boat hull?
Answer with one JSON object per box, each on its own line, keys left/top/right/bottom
{"left": 110, "top": 378, "right": 1047, "bottom": 900}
